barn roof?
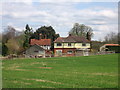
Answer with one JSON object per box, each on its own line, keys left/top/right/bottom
{"left": 30, "top": 44, "right": 45, "bottom": 50}
{"left": 104, "top": 44, "right": 120, "bottom": 46}
{"left": 30, "top": 39, "right": 51, "bottom": 46}
{"left": 54, "top": 35, "right": 90, "bottom": 43}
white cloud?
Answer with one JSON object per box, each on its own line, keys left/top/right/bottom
{"left": 2, "top": 0, "right": 119, "bottom": 3}
{"left": 98, "top": 10, "right": 117, "bottom": 19}
{"left": 3, "top": 0, "right": 34, "bottom": 5}
{"left": 39, "top": 0, "right": 93, "bottom": 2}
{"left": 2, "top": 2, "right": 118, "bottom": 40}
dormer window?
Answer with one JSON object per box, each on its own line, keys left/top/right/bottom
{"left": 57, "top": 43, "right": 62, "bottom": 46}
{"left": 82, "top": 43, "right": 86, "bottom": 46}
{"left": 68, "top": 43, "right": 71, "bottom": 46}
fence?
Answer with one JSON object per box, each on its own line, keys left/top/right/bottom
{"left": 1, "top": 51, "right": 115, "bottom": 60}
{"left": 54, "top": 51, "right": 115, "bottom": 57}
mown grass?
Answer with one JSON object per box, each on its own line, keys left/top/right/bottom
{"left": 2, "top": 54, "right": 118, "bottom": 88}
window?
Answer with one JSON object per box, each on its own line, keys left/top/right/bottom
{"left": 57, "top": 43, "right": 62, "bottom": 46}
{"left": 67, "top": 51, "right": 73, "bottom": 54}
{"left": 56, "top": 50, "right": 62, "bottom": 55}
{"left": 34, "top": 51, "right": 38, "bottom": 52}
{"left": 68, "top": 43, "right": 71, "bottom": 46}
{"left": 82, "top": 43, "right": 86, "bottom": 46}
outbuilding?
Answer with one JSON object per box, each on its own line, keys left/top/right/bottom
{"left": 25, "top": 44, "right": 45, "bottom": 58}
{"left": 100, "top": 44, "right": 120, "bottom": 53}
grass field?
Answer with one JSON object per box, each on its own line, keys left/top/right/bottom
{"left": 2, "top": 54, "right": 118, "bottom": 88}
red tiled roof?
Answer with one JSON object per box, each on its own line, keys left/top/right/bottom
{"left": 54, "top": 37, "right": 65, "bottom": 42}
{"left": 54, "top": 35, "right": 90, "bottom": 43}
{"left": 105, "top": 44, "right": 120, "bottom": 46}
{"left": 30, "top": 39, "right": 51, "bottom": 46}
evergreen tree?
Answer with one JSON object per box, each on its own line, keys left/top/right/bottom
{"left": 34, "top": 26, "right": 60, "bottom": 50}
{"left": 2, "top": 43, "right": 8, "bottom": 56}
{"left": 23, "top": 24, "right": 33, "bottom": 49}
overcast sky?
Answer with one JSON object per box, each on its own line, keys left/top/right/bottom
{"left": 1, "top": 0, "right": 118, "bottom": 41}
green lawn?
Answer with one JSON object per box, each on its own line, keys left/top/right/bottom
{"left": 2, "top": 54, "right": 118, "bottom": 88}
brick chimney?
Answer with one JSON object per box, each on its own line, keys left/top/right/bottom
{"left": 39, "top": 33, "right": 42, "bottom": 39}
{"left": 45, "top": 34, "right": 47, "bottom": 39}
{"left": 69, "top": 34, "right": 72, "bottom": 36}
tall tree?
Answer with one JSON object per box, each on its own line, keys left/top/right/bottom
{"left": 2, "top": 26, "right": 16, "bottom": 43}
{"left": 15, "top": 34, "right": 26, "bottom": 54}
{"left": 23, "top": 24, "right": 33, "bottom": 49}
{"left": 2, "top": 43, "right": 8, "bottom": 56}
{"left": 5, "top": 38, "right": 19, "bottom": 54}
{"left": 69, "top": 23, "right": 93, "bottom": 51}
{"left": 103, "top": 32, "right": 118, "bottom": 44}
{"left": 33, "top": 26, "right": 60, "bottom": 50}
{"left": 69, "top": 23, "right": 93, "bottom": 40}
{"left": 2, "top": 26, "right": 17, "bottom": 56}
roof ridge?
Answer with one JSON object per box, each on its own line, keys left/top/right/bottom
{"left": 54, "top": 35, "right": 89, "bottom": 43}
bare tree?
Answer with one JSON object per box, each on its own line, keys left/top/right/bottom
{"left": 69, "top": 23, "right": 94, "bottom": 51}
{"left": 104, "top": 32, "right": 118, "bottom": 44}
{"left": 2, "top": 26, "right": 25, "bottom": 55}
{"left": 2, "top": 26, "right": 16, "bottom": 43}
{"left": 69, "top": 23, "right": 93, "bottom": 40}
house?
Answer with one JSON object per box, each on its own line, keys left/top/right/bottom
{"left": 100, "top": 44, "right": 120, "bottom": 53}
{"left": 25, "top": 44, "right": 45, "bottom": 58}
{"left": 29, "top": 38, "right": 52, "bottom": 57}
{"left": 54, "top": 34, "right": 90, "bottom": 56}
{"left": 30, "top": 39, "right": 51, "bottom": 50}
